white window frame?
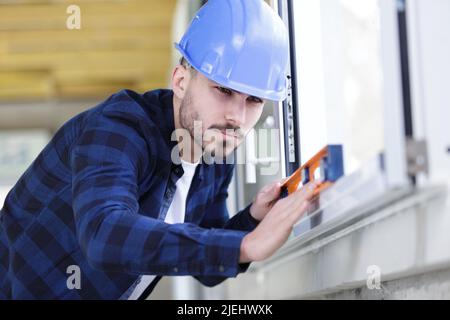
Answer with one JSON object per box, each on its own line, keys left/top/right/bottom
{"left": 225, "top": 0, "right": 450, "bottom": 299}
{"left": 274, "top": 0, "right": 415, "bottom": 249}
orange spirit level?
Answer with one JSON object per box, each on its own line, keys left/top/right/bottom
{"left": 280, "top": 145, "right": 344, "bottom": 198}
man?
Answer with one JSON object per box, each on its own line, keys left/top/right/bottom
{"left": 0, "top": 0, "right": 317, "bottom": 299}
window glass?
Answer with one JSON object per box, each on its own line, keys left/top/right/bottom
{"left": 293, "top": 0, "right": 384, "bottom": 176}
{"left": 0, "top": 130, "right": 50, "bottom": 206}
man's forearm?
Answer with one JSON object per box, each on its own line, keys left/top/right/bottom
{"left": 223, "top": 203, "right": 259, "bottom": 233}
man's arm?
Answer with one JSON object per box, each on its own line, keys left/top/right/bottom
{"left": 194, "top": 165, "right": 258, "bottom": 287}
{"left": 200, "top": 165, "right": 260, "bottom": 232}
{"left": 194, "top": 164, "right": 318, "bottom": 287}
{"left": 71, "top": 110, "right": 247, "bottom": 279}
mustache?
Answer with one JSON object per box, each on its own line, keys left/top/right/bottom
{"left": 208, "top": 125, "right": 244, "bottom": 139}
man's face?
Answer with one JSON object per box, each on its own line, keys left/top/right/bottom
{"left": 178, "top": 71, "right": 265, "bottom": 160}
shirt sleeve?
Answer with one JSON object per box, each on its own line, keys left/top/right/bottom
{"left": 71, "top": 110, "right": 249, "bottom": 279}
{"left": 195, "top": 164, "right": 260, "bottom": 287}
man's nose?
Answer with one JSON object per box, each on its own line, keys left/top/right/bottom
{"left": 225, "top": 99, "right": 246, "bottom": 127}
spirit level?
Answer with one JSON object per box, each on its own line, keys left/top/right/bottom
{"left": 280, "top": 145, "right": 344, "bottom": 198}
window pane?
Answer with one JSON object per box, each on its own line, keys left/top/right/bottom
{"left": 235, "top": 100, "right": 283, "bottom": 208}
{"left": 293, "top": 0, "right": 384, "bottom": 176}
{"left": 0, "top": 130, "right": 50, "bottom": 206}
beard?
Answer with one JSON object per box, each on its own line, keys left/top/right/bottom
{"left": 179, "top": 91, "right": 203, "bottom": 150}
{"left": 178, "top": 90, "right": 241, "bottom": 161}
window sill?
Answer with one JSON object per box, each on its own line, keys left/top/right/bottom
{"left": 231, "top": 156, "right": 449, "bottom": 299}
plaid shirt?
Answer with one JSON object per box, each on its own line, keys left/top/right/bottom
{"left": 0, "top": 89, "right": 258, "bottom": 299}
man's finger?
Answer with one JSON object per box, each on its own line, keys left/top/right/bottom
{"left": 260, "top": 181, "right": 277, "bottom": 194}
{"left": 291, "top": 200, "right": 311, "bottom": 223}
{"left": 298, "top": 180, "right": 320, "bottom": 195}
{"left": 282, "top": 181, "right": 319, "bottom": 206}
{"left": 261, "top": 181, "right": 281, "bottom": 200}
{"left": 272, "top": 182, "right": 282, "bottom": 194}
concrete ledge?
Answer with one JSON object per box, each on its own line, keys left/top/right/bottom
{"left": 225, "top": 185, "right": 450, "bottom": 299}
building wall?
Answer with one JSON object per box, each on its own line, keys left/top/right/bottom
{"left": 221, "top": 186, "right": 450, "bottom": 299}
{"left": 323, "top": 267, "right": 450, "bottom": 299}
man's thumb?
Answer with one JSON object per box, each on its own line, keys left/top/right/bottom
{"left": 271, "top": 182, "right": 282, "bottom": 195}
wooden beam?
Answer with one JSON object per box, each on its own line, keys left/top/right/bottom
{"left": 0, "top": 0, "right": 176, "bottom": 100}
{"left": 0, "top": 49, "right": 171, "bottom": 70}
{"left": 0, "top": 71, "right": 54, "bottom": 99}
{"left": 0, "top": 1, "right": 175, "bottom": 31}
{"left": 0, "top": 28, "right": 171, "bottom": 54}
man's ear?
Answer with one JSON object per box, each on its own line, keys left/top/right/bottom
{"left": 171, "top": 65, "right": 190, "bottom": 100}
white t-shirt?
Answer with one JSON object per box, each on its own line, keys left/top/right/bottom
{"left": 127, "top": 159, "right": 199, "bottom": 300}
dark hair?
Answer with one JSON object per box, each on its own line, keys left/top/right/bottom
{"left": 179, "top": 57, "right": 197, "bottom": 76}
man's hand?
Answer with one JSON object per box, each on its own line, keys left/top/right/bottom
{"left": 249, "top": 178, "right": 288, "bottom": 222}
{"left": 240, "top": 181, "right": 319, "bottom": 263}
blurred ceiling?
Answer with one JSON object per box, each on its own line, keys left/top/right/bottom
{"left": 0, "top": 0, "right": 176, "bottom": 101}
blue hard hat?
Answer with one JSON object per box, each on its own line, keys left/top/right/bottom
{"left": 175, "top": 0, "right": 289, "bottom": 101}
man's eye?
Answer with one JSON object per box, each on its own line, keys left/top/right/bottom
{"left": 216, "top": 86, "right": 232, "bottom": 95}
{"left": 248, "top": 96, "right": 263, "bottom": 104}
